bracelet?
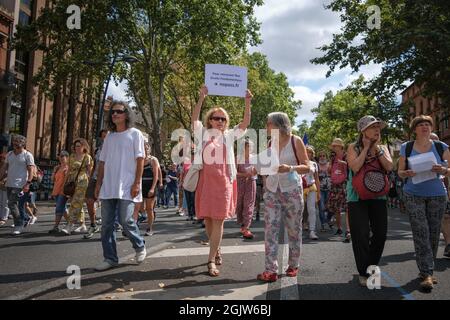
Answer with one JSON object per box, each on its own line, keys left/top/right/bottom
{"left": 375, "top": 149, "right": 384, "bottom": 158}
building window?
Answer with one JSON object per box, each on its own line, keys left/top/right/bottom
{"left": 14, "top": 50, "right": 29, "bottom": 75}
{"left": 10, "top": 79, "right": 26, "bottom": 134}
{"left": 18, "top": 10, "right": 31, "bottom": 26}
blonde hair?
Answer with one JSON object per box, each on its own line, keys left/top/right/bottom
{"left": 306, "top": 146, "right": 315, "bottom": 158}
{"left": 203, "top": 107, "right": 230, "bottom": 130}
{"left": 73, "top": 138, "right": 90, "bottom": 154}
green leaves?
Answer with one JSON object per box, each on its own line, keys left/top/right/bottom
{"left": 311, "top": 0, "right": 450, "bottom": 105}
{"left": 307, "top": 76, "right": 405, "bottom": 153}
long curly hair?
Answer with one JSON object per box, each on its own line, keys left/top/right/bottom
{"left": 107, "top": 100, "right": 135, "bottom": 132}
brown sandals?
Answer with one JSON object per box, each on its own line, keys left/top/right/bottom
{"left": 215, "top": 248, "right": 223, "bottom": 265}
{"left": 207, "top": 261, "right": 220, "bottom": 277}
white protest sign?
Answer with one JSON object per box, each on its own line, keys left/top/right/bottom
{"left": 205, "top": 64, "right": 247, "bottom": 98}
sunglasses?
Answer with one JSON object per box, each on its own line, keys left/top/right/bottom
{"left": 210, "top": 116, "right": 227, "bottom": 122}
{"left": 111, "top": 109, "right": 126, "bottom": 115}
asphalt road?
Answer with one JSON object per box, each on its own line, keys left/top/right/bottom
{"left": 0, "top": 202, "right": 449, "bottom": 300}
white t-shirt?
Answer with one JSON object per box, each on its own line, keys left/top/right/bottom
{"left": 6, "top": 150, "right": 35, "bottom": 189}
{"left": 99, "top": 128, "right": 145, "bottom": 202}
{"left": 303, "top": 161, "right": 318, "bottom": 186}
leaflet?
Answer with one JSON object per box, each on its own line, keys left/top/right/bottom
{"left": 407, "top": 152, "right": 438, "bottom": 184}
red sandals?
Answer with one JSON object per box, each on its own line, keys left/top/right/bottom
{"left": 285, "top": 267, "right": 299, "bottom": 277}
{"left": 257, "top": 271, "right": 278, "bottom": 282}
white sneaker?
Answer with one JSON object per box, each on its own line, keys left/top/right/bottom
{"left": 12, "top": 226, "right": 22, "bottom": 235}
{"left": 30, "top": 217, "right": 37, "bottom": 225}
{"left": 61, "top": 223, "right": 75, "bottom": 235}
{"left": 74, "top": 224, "right": 87, "bottom": 234}
{"left": 309, "top": 231, "right": 319, "bottom": 240}
{"left": 135, "top": 247, "right": 147, "bottom": 264}
{"left": 95, "top": 261, "right": 117, "bottom": 272}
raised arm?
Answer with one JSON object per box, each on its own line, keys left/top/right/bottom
{"left": 347, "top": 143, "right": 369, "bottom": 174}
{"left": 238, "top": 90, "right": 253, "bottom": 131}
{"left": 192, "top": 85, "right": 208, "bottom": 131}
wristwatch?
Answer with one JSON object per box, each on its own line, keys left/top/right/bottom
{"left": 289, "top": 166, "right": 294, "bottom": 172}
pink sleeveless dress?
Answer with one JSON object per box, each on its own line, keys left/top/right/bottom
{"left": 195, "top": 139, "right": 237, "bottom": 220}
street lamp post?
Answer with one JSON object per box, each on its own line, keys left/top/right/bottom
{"left": 84, "top": 54, "right": 138, "bottom": 145}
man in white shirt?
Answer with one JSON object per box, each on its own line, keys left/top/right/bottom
{"left": 0, "top": 135, "right": 35, "bottom": 235}
{"left": 94, "top": 101, "right": 146, "bottom": 271}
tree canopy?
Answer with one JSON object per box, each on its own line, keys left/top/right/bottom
{"left": 311, "top": 0, "right": 450, "bottom": 105}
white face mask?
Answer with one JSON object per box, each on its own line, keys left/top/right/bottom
{"left": 319, "top": 159, "right": 328, "bottom": 165}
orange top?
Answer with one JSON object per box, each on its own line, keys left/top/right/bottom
{"left": 52, "top": 165, "right": 68, "bottom": 196}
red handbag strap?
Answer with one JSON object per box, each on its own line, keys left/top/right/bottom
{"left": 268, "top": 135, "right": 301, "bottom": 165}
{"left": 291, "top": 136, "right": 300, "bottom": 165}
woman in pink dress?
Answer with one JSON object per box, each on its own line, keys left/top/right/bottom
{"left": 192, "top": 85, "right": 253, "bottom": 277}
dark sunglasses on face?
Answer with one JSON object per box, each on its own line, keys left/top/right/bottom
{"left": 111, "top": 109, "right": 126, "bottom": 115}
{"left": 210, "top": 116, "right": 227, "bottom": 122}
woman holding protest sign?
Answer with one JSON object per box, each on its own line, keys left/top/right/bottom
{"left": 192, "top": 85, "right": 253, "bottom": 277}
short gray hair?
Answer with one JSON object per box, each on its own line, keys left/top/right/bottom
{"left": 12, "top": 134, "right": 26, "bottom": 146}
{"left": 267, "top": 112, "right": 292, "bottom": 135}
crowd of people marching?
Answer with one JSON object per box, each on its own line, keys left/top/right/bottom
{"left": 0, "top": 86, "right": 449, "bottom": 292}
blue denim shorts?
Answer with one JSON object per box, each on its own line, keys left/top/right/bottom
{"left": 55, "top": 195, "right": 68, "bottom": 216}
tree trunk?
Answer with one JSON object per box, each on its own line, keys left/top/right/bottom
{"left": 66, "top": 76, "right": 77, "bottom": 150}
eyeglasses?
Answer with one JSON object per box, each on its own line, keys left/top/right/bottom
{"left": 210, "top": 116, "right": 227, "bottom": 122}
{"left": 75, "top": 145, "right": 82, "bottom": 148}
{"left": 111, "top": 109, "right": 126, "bottom": 115}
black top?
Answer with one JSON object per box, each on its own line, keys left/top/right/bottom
{"left": 142, "top": 159, "right": 154, "bottom": 182}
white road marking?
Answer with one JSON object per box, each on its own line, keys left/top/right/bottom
{"left": 279, "top": 232, "right": 299, "bottom": 300}
{"left": 148, "top": 244, "right": 265, "bottom": 258}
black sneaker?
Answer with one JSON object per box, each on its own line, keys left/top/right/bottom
{"left": 335, "top": 229, "right": 343, "bottom": 236}
{"left": 444, "top": 244, "right": 450, "bottom": 258}
{"left": 48, "top": 226, "right": 60, "bottom": 234}
{"left": 343, "top": 232, "right": 351, "bottom": 243}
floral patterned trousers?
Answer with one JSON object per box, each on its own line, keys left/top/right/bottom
{"left": 263, "top": 187, "right": 304, "bottom": 273}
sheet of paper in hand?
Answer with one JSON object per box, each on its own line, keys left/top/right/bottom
{"left": 205, "top": 64, "right": 248, "bottom": 97}
{"left": 408, "top": 152, "right": 438, "bottom": 184}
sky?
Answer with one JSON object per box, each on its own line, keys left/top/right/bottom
{"left": 107, "top": 0, "right": 384, "bottom": 127}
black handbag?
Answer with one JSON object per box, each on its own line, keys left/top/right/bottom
{"left": 63, "top": 156, "right": 86, "bottom": 197}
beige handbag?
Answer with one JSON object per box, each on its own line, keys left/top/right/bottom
{"left": 182, "top": 163, "right": 203, "bottom": 192}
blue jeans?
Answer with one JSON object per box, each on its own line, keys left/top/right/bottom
{"left": 319, "top": 190, "right": 329, "bottom": 226}
{"left": 165, "top": 185, "right": 178, "bottom": 207}
{"left": 55, "top": 195, "right": 68, "bottom": 216}
{"left": 157, "top": 185, "right": 167, "bottom": 206}
{"left": 101, "top": 199, "right": 145, "bottom": 265}
{"left": 184, "top": 190, "right": 196, "bottom": 218}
